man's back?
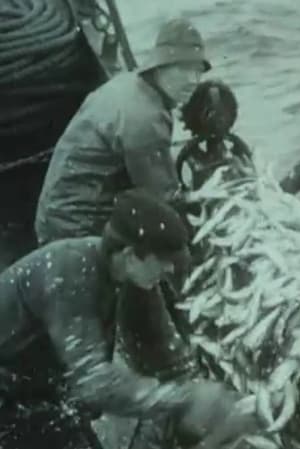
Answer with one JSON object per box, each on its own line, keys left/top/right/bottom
{"left": 35, "top": 71, "right": 176, "bottom": 245}
{"left": 0, "top": 236, "right": 105, "bottom": 361}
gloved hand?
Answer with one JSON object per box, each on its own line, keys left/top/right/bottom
{"left": 175, "top": 379, "right": 260, "bottom": 449}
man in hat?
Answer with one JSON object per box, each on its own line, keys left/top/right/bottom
{"left": 0, "top": 189, "right": 260, "bottom": 448}
{"left": 35, "top": 17, "right": 212, "bottom": 246}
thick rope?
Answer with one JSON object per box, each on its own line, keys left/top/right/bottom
{"left": 0, "top": 0, "right": 103, "bottom": 158}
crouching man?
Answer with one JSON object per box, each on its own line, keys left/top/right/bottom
{"left": 0, "top": 189, "right": 260, "bottom": 448}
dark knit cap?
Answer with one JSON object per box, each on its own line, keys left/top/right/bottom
{"left": 110, "top": 188, "right": 190, "bottom": 269}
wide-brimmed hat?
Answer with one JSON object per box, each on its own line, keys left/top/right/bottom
{"left": 138, "top": 18, "right": 212, "bottom": 73}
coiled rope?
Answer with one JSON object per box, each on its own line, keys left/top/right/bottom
{"left": 0, "top": 0, "right": 103, "bottom": 158}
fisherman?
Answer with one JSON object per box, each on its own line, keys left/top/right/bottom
{"left": 178, "top": 80, "right": 254, "bottom": 285}
{"left": 178, "top": 80, "right": 254, "bottom": 191}
{"left": 0, "top": 189, "right": 260, "bottom": 449}
{"left": 35, "top": 17, "right": 212, "bottom": 246}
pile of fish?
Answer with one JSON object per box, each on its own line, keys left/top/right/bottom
{"left": 181, "top": 163, "right": 300, "bottom": 448}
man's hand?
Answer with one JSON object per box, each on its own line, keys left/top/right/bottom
{"left": 175, "top": 380, "right": 260, "bottom": 448}
{"left": 199, "top": 410, "right": 259, "bottom": 449}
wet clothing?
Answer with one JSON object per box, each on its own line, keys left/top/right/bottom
{"left": 35, "top": 71, "right": 180, "bottom": 245}
{"left": 0, "top": 236, "right": 196, "bottom": 448}
{"left": 96, "top": 282, "right": 199, "bottom": 449}
{"left": 116, "top": 283, "right": 198, "bottom": 381}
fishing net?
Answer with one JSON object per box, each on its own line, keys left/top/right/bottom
{"left": 182, "top": 158, "right": 300, "bottom": 448}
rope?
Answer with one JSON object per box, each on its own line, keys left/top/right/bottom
{"left": 0, "top": 0, "right": 103, "bottom": 160}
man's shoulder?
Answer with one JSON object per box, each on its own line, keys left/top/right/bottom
{"left": 45, "top": 236, "right": 103, "bottom": 262}
{"left": 90, "top": 72, "right": 138, "bottom": 100}
{"left": 3, "top": 237, "right": 103, "bottom": 278}
{"left": 92, "top": 71, "right": 165, "bottom": 116}
{"left": 78, "top": 72, "right": 142, "bottom": 124}
{"left": 37, "top": 237, "right": 104, "bottom": 295}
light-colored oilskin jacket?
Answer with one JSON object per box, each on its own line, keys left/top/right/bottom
{"left": 35, "top": 71, "right": 180, "bottom": 245}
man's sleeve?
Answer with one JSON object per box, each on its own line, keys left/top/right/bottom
{"left": 119, "top": 111, "right": 181, "bottom": 202}
{"left": 40, "top": 246, "right": 191, "bottom": 419}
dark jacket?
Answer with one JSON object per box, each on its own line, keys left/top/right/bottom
{"left": 0, "top": 237, "right": 193, "bottom": 421}
{"left": 35, "top": 72, "right": 180, "bottom": 245}
{"left": 177, "top": 133, "right": 253, "bottom": 191}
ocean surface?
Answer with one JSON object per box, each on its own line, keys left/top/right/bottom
{"left": 117, "top": 0, "right": 300, "bottom": 179}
